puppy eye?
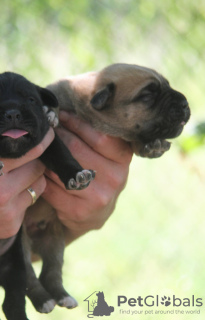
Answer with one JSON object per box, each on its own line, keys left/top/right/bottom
{"left": 138, "top": 94, "right": 154, "bottom": 102}
{"left": 28, "top": 97, "right": 36, "bottom": 104}
{"left": 133, "top": 82, "right": 160, "bottom": 104}
{"left": 145, "top": 82, "right": 159, "bottom": 92}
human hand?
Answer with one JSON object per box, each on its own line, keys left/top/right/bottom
{"left": 43, "top": 111, "right": 133, "bottom": 244}
{"left": 0, "top": 128, "right": 54, "bottom": 239}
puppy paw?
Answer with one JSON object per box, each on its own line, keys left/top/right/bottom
{"left": 43, "top": 106, "right": 59, "bottom": 128}
{"left": 67, "top": 169, "right": 96, "bottom": 190}
{"left": 38, "top": 299, "right": 56, "bottom": 314}
{"left": 57, "top": 295, "right": 78, "bottom": 309}
{"left": 0, "top": 161, "right": 4, "bottom": 176}
{"left": 140, "top": 139, "right": 171, "bottom": 158}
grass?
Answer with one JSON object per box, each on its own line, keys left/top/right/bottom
{"left": 0, "top": 145, "right": 205, "bottom": 320}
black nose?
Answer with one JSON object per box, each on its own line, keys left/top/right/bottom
{"left": 5, "top": 109, "right": 22, "bottom": 122}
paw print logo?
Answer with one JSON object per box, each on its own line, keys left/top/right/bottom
{"left": 161, "top": 296, "right": 171, "bottom": 307}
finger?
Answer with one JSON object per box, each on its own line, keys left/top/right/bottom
{"left": 20, "top": 174, "right": 47, "bottom": 208}
{"left": 45, "top": 129, "right": 114, "bottom": 186}
{"left": 45, "top": 128, "right": 129, "bottom": 193}
{"left": 43, "top": 176, "right": 81, "bottom": 215}
{"left": 59, "top": 111, "right": 133, "bottom": 164}
{"left": 54, "top": 128, "right": 101, "bottom": 166}
{"left": 43, "top": 176, "right": 109, "bottom": 219}
{"left": 1, "top": 175, "right": 47, "bottom": 238}
{"left": 2, "top": 127, "right": 55, "bottom": 173}
{"left": 0, "top": 159, "right": 46, "bottom": 201}
{"left": 7, "top": 159, "right": 46, "bottom": 196}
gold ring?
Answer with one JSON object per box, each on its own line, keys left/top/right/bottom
{"left": 27, "top": 187, "right": 37, "bottom": 205}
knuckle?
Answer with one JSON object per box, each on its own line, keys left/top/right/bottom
{"left": 107, "top": 168, "right": 128, "bottom": 190}
{"left": 30, "top": 160, "right": 45, "bottom": 177}
{"left": 109, "top": 173, "right": 124, "bottom": 189}
{"left": 2, "top": 208, "right": 16, "bottom": 227}
{"left": 96, "top": 135, "right": 110, "bottom": 149}
{"left": 72, "top": 207, "right": 89, "bottom": 223}
{"left": 0, "top": 190, "right": 12, "bottom": 206}
{"left": 2, "top": 209, "right": 22, "bottom": 237}
{"left": 95, "top": 191, "right": 111, "bottom": 208}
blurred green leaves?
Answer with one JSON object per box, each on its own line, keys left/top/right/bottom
{"left": 0, "top": 0, "right": 204, "bottom": 150}
{"left": 180, "top": 122, "right": 205, "bottom": 153}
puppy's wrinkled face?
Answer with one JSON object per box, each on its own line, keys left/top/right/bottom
{"left": 0, "top": 72, "right": 58, "bottom": 158}
{"left": 90, "top": 64, "right": 190, "bottom": 143}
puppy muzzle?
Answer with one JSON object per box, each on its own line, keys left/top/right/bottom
{"left": 139, "top": 90, "right": 190, "bottom": 142}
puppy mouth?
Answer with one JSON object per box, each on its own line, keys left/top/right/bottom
{"left": 139, "top": 115, "right": 190, "bottom": 143}
{"left": 1, "top": 129, "right": 29, "bottom": 139}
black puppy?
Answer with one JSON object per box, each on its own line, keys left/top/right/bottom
{"left": 0, "top": 72, "right": 94, "bottom": 320}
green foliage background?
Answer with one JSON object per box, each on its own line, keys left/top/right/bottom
{"left": 0, "top": 1, "right": 205, "bottom": 319}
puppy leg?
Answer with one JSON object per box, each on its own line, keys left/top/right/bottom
{"left": 1, "top": 229, "right": 28, "bottom": 320}
{"left": 43, "top": 105, "right": 59, "bottom": 128}
{"left": 22, "top": 227, "right": 56, "bottom": 314}
{"left": 131, "top": 139, "right": 171, "bottom": 158}
{"left": 36, "top": 219, "right": 78, "bottom": 309}
{"left": 40, "top": 133, "right": 95, "bottom": 190}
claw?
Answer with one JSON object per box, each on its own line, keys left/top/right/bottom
{"left": 90, "top": 170, "right": 96, "bottom": 180}
{"left": 67, "top": 169, "right": 96, "bottom": 190}
{"left": 0, "top": 161, "right": 4, "bottom": 170}
{"left": 68, "top": 179, "right": 77, "bottom": 190}
{"left": 0, "top": 161, "right": 4, "bottom": 176}
{"left": 76, "top": 172, "right": 86, "bottom": 184}
{"left": 81, "top": 170, "right": 91, "bottom": 181}
{"left": 144, "top": 144, "right": 151, "bottom": 153}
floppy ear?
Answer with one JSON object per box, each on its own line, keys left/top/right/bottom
{"left": 37, "top": 86, "right": 58, "bottom": 108}
{"left": 90, "top": 83, "right": 115, "bottom": 110}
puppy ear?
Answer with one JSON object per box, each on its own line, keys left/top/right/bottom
{"left": 90, "top": 83, "right": 115, "bottom": 110}
{"left": 37, "top": 86, "right": 58, "bottom": 108}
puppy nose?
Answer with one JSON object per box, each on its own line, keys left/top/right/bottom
{"left": 5, "top": 109, "right": 22, "bottom": 122}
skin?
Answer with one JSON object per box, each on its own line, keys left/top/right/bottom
{"left": 0, "top": 111, "right": 132, "bottom": 245}
{"left": 0, "top": 128, "right": 54, "bottom": 239}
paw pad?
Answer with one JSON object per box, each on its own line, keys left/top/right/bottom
{"left": 58, "top": 295, "right": 78, "bottom": 309}
{"left": 43, "top": 105, "right": 59, "bottom": 128}
{"left": 141, "top": 139, "right": 171, "bottom": 158}
{"left": 38, "top": 299, "right": 56, "bottom": 313}
{"left": 67, "top": 169, "right": 96, "bottom": 190}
